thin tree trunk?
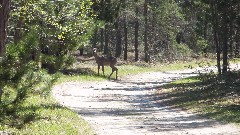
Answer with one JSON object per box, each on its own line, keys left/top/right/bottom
{"left": 0, "top": 0, "right": 10, "bottom": 101}
{"left": 14, "top": 16, "right": 24, "bottom": 44}
{"left": 211, "top": 0, "right": 221, "bottom": 74}
{"left": 144, "top": 0, "right": 149, "bottom": 63}
{"left": 79, "top": 48, "right": 84, "bottom": 56}
{"left": 235, "top": 3, "right": 240, "bottom": 57}
{"left": 0, "top": 0, "right": 10, "bottom": 56}
{"left": 134, "top": 0, "right": 139, "bottom": 62}
{"left": 115, "top": 18, "right": 122, "bottom": 58}
{"left": 222, "top": 5, "right": 229, "bottom": 73}
{"left": 229, "top": 21, "right": 233, "bottom": 58}
{"left": 123, "top": 0, "right": 128, "bottom": 60}
{"left": 92, "top": 28, "right": 97, "bottom": 48}
{"left": 123, "top": 16, "right": 128, "bottom": 60}
{"left": 228, "top": 4, "right": 234, "bottom": 58}
{"left": 104, "top": 24, "right": 109, "bottom": 55}
{"left": 235, "top": 28, "right": 240, "bottom": 57}
{"left": 100, "top": 28, "right": 104, "bottom": 52}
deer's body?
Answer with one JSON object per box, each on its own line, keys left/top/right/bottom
{"left": 93, "top": 48, "right": 118, "bottom": 79}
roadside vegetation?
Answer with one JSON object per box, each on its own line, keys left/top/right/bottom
{"left": 157, "top": 69, "right": 240, "bottom": 126}
{"left": 1, "top": 0, "right": 239, "bottom": 133}
{"left": 57, "top": 57, "right": 216, "bottom": 83}
{"left": 0, "top": 69, "right": 95, "bottom": 135}
{"left": 1, "top": 57, "right": 239, "bottom": 133}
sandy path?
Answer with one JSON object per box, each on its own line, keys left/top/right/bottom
{"left": 52, "top": 67, "right": 240, "bottom": 135}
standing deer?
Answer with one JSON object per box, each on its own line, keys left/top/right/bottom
{"left": 93, "top": 48, "right": 118, "bottom": 79}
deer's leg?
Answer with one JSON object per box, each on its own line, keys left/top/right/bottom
{"left": 102, "top": 65, "right": 105, "bottom": 76}
{"left": 108, "top": 66, "right": 118, "bottom": 79}
{"left": 98, "top": 65, "right": 100, "bottom": 75}
{"left": 116, "top": 67, "right": 118, "bottom": 80}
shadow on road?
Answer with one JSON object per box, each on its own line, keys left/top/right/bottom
{"left": 68, "top": 71, "right": 237, "bottom": 134}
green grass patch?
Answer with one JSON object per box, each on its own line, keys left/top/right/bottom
{"left": 57, "top": 57, "right": 217, "bottom": 82}
{"left": 0, "top": 95, "right": 95, "bottom": 135}
{"left": 0, "top": 69, "right": 95, "bottom": 134}
{"left": 1, "top": 58, "right": 238, "bottom": 134}
{"left": 157, "top": 71, "right": 240, "bottom": 126}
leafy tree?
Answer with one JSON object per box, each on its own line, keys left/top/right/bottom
{"left": 91, "top": 0, "right": 121, "bottom": 55}
{"left": 10, "top": 0, "right": 95, "bottom": 73}
{"left": 0, "top": 0, "right": 96, "bottom": 103}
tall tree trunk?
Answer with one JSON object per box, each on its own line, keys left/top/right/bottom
{"left": 92, "top": 28, "right": 98, "bottom": 48}
{"left": 123, "top": 16, "right": 128, "bottom": 60}
{"left": 79, "top": 48, "right": 84, "bottom": 56}
{"left": 100, "top": 28, "right": 104, "bottom": 52}
{"left": 228, "top": 4, "right": 234, "bottom": 58}
{"left": 134, "top": 0, "right": 139, "bottom": 62}
{"left": 211, "top": 1, "right": 221, "bottom": 74}
{"left": 0, "top": 0, "right": 10, "bottom": 101}
{"left": 104, "top": 24, "right": 109, "bottom": 55}
{"left": 229, "top": 21, "right": 233, "bottom": 58}
{"left": 144, "top": 0, "right": 149, "bottom": 63}
{"left": 115, "top": 18, "right": 122, "bottom": 58}
{"left": 222, "top": 5, "right": 229, "bottom": 73}
{"left": 235, "top": 2, "right": 240, "bottom": 57}
{"left": 0, "top": 0, "right": 10, "bottom": 56}
{"left": 123, "top": 0, "right": 128, "bottom": 60}
{"left": 14, "top": 16, "right": 24, "bottom": 44}
{"left": 203, "top": 13, "right": 208, "bottom": 39}
{"left": 235, "top": 28, "right": 240, "bottom": 57}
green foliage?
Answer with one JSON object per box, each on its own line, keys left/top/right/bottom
{"left": 196, "top": 37, "right": 208, "bottom": 53}
{"left": 0, "top": 27, "right": 40, "bottom": 88}
{"left": 149, "top": 0, "right": 187, "bottom": 61}
{"left": 8, "top": 0, "right": 97, "bottom": 73}
{"left": 0, "top": 68, "right": 57, "bottom": 105}
{"left": 174, "top": 43, "right": 193, "bottom": 59}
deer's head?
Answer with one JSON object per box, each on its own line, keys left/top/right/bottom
{"left": 93, "top": 48, "right": 97, "bottom": 53}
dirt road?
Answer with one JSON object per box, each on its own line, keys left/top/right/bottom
{"left": 52, "top": 67, "right": 240, "bottom": 135}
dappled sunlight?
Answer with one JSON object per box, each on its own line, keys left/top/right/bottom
{"left": 156, "top": 71, "right": 240, "bottom": 124}
{"left": 53, "top": 69, "right": 240, "bottom": 134}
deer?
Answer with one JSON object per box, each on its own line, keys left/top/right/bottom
{"left": 93, "top": 48, "right": 118, "bottom": 79}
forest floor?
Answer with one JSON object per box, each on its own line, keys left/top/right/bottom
{"left": 52, "top": 65, "right": 240, "bottom": 135}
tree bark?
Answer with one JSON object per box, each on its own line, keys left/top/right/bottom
{"left": 0, "top": 0, "right": 10, "bottom": 56}
{"left": 144, "top": 0, "right": 149, "bottom": 63}
{"left": 92, "top": 28, "right": 97, "bottom": 48}
{"left": 222, "top": 4, "right": 229, "bottom": 73}
{"left": 100, "top": 28, "right": 104, "bottom": 52}
{"left": 134, "top": 0, "right": 139, "bottom": 62}
{"left": 235, "top": 28, "right": 240, "bottom": 57}
{"left": 211, "top": 0, "right": 221, "bottom": 74}
{"left": 0, "top": 0, "right": 10, "bottom": 101}
{"left": 123, "top": 0, "right": 128, "bottom": 61}
{"left": 103, "top": 24, "right": 109, "bottom": 54}
{"left": 123, "top": 15, "right": 128, "bottom": 60}
{"left": 115, "top": 18, "right": 122, "bottom": 58}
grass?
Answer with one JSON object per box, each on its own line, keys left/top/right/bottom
{"left": 0, "top": 95, "right": 95, "bottom": 135}
{"left": 156, "top": 71, "right": 240, "bottom": 126}
{"left": 1, "top": 57, "right": 239, "bottom": 134}
{"left": 0, "top": 70, "right": 95, "bottom": 135}
{"left": 57, "top": 57, "right": 216, "bottom": 83}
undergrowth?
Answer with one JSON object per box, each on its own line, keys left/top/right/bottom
{"left": 1, "top": 57, "right": 239, "bottom": 134}
{"left": 0, "top": 69, "right": 95, "bottom": 134}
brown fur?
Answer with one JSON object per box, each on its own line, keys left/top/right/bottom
{"left": 93, "top": 48, "right": 118, "bottom": 79}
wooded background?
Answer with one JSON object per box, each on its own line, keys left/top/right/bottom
{"left": 0, "top": 0, "right": 240, "bottom": 102}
